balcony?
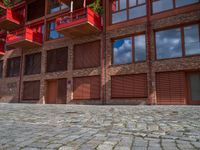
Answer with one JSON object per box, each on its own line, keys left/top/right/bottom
{"left": 0, "top": 43, "right": 5, "bottom": 55}
{"left": 56, "top": 7, "right": 102, "bottom": 37}
{"left": 6, "top": 27, "right": 43, "bottom": 49}
{"left": 0, "top": 8, "right": 24, "bottom": 30}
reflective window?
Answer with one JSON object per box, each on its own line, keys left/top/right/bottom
{"left": 48, "top": 0, "right": 70, "bottom": 14}
{"left": 176, "top": 0, "right": 199, "bottom": 7}
{"left": 113, "top": 34, "right": 146, "bottom": 65}
{"left": 184, "top": 25, "right": 200, "bottom": 56}
{"left": 134, "top": 35, "right": 146, "bottom": 62}
{"left": 152, "top": 0, "right": 200, "bottom": 13}
{"left": 111, "top": 0, "right": 146, "bottom": 24}
{"left": 152, "top": 0, "right": 173, "bottom": 13}
{"left": 47, "top": 20, "right": 64, "bottom": 40}
{"left": 156, "top": 28, "right": 182, "bottom": 59}
{"left": 155, "top": 24, "right": 200, "bottom": 59}
{"left": 113, "top": 37, "right": 132, "bottom": 64}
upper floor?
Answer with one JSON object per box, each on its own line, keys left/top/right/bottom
{"left": 0, "top": 0, "right": 200, "bottom": 56}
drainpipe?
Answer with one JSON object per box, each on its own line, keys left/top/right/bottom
{"left": 18, "top": 48, "right": 23, "bottom": 103}
{"left": 101, "top": 0, "right": 106, "bottom": 105}
{"left": 146, "top": 0, "right": 153, "bottom": 105}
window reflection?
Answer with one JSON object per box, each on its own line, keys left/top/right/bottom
{"left": 134, "top": 35, "right": 146, "bottom": 62}
{"left": 47, "top": 20, "right": 64, "bottom": 40}
{"left": 176, "top": 0, "right": 199, "bottom": 7}
{"left": 156, "top": 28, "right": 182, "bottom": 59}
{"left": 113, "top": 37, "right": 132, "bottom": 64}
{"left": 153, "top": 0, "right": 173, "bottom": 13}
{"left": 111, "top": 0, "right": 146, "bottom": 24}
{"left": 184, "top": 25, "right": 200, "bottom": 56}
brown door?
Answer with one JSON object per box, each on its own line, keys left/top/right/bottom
{"left": 46, "top": 80, "right": 57, "bottom": 104}
{"left": 156, "top": 72, "right": 186, "bottom": 105}
{"left": 57, "top": 79, "right": 67, "bottom": 104}
{"left": 46, "top": 79, "right": 67, "bottom": 104}
{"left": 187, "top": 73, "right": 200, "bottom": 105}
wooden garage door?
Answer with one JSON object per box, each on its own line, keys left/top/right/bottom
{"left": 23, "top": 81, "right": 40, "bottom": 101}
{"left": 74, "top": 41, "right": 100, "bottom": 69}
{"left": 156, "top": 72, "right": 186, "bottom": 105}
{"left": 111, "top": 74, "right": 148, "bottom": 98}
{"left": 73, "top": 76, "right": 100, "bottom": 100}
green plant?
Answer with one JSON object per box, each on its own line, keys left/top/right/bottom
{"left": 89, "top": 0, "right": 103, "bottom": 15}
{"left": 2, "top": 0, "right": 22, "bottom": 7}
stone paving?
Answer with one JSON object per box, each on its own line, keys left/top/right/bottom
{"left": 0, "top": 104, "right": 200, "bottom": 150}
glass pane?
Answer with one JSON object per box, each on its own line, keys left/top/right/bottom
{"left": 120, "top": 0, "right": 127, "bottom": 10}
{"left": 129, "top": 4, "right": 146, "bottom": 19}
{"left": 129, "top": 0, "right": 136, "bottom": 7}
{"left": 153, "top": 0, "right": 173, "bottom": 13}
{"left": 156, "top": 28, "right": 182, "bottom": 59}
{"left": 134, "top": 35, "right": 146, "bottom": 61}
{"left": 112, "top": 10, "right": 127, "bottom": 24}
{"left": 189, "top": 74, "right": 200, "bottom": 101}
{"left": 49, "top": 31, "right": 59, "bottom": 39}
{"left": 184, "top": 25, "right": 200, "bottom": 56}
{"left": 176, "top": 0, "right": 199, "bottom": 7}
{"left": 113, "top": 37, "right": 132, "bottom": 64}
{"left": 138, "top": 0, "right": 146, "bottom": 4}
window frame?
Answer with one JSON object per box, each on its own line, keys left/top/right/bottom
{"left": 152, "top": 0, "right": 200, "bottom": 14}
{"left": 6, "top": 57, "right": 21, "bottom": 78}
{"left": 24, "top": 52, "right": 41, "bottom": 76}
{"left": 154, "top": 22, "right": 200, "bottom": 60}
{"left": 111, "top": 0, "right": 147, "bottom": 24}
{"left": 112, "top": 33, "right": 147, "bottom": 65}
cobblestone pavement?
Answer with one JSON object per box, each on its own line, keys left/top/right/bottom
{"left": 0, "top": 104, "right": 200, "bottom": 150}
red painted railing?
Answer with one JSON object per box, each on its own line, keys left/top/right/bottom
{"left": 0, "top": 8, "right": 24, "bottom": 24}
{"left": 56, "top": 7, "right": 101, "bottom": 31}
{"left": 0, "top": 43, "right": 5, "bottom": 55}
{"left": 6, "top": 27, "right": 43, "bottom": 45}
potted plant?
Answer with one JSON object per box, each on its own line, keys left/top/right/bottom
{"left": 88, "top": 0, "right": 103, "bottom": 15}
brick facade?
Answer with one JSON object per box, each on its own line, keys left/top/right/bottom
{"left": 0, "top": 1, "right": 200, "bottom": 105}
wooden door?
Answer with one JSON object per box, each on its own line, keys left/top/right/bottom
{"left": 57, "top": 79, "right": 67, "bottom": 104}
{"left": 46, "top": 80, "right": 57, "bottom": 104}
{"left": 187, "top": 72, "right": 200, "bottom": 105}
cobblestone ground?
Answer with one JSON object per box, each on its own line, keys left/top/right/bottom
{"left": 0, "top": 104, "right": 200, "bottom": 150}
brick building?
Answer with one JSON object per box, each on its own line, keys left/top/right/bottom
{"left": 0, "top": 0, "right": 200, "bottom": 105}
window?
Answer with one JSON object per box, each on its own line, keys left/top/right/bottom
{"left": 48, "top": 0, "right": 70, "bottom": 14}
{"left": 156, "top": 28, "right": 182, "bottom": 59}
{"left": 155, "top": 24, "right": 200, "bottom": 59}
{"left": 113, "top": 34, "right": 146, "bottom": 65}
{"left": 111, "top": 0, "right": 146, "bottom": 24}
{"left": 27, "top": 0, "right": 45, "bottom": 21}
{"left": 47, "top": 47, "right": 68, "bottom": 72}
{"left": 184, "top": 25, "right": 200, "bottom": 56}
{"left": 24, "top": 53, "right": 41, "bottom": 75}
{"left": 74, "top": 41, "right": 101, "bottom": 69}
{"left": 6, "top": 57, "right": 21, "bottom": 77}
{"left": 47, "top": 20, "right": 64, "bottom": 40}
{"left": 0, "top": 60, "right": 3, "bottom": 78}
{"left": 152, "top": 0, "right": 200, "bottom": 13}
{"left": 23, "top": 81, "right": 40, "bottom": 101}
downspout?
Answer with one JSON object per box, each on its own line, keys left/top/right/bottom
{"left": 18, "top": 48, "right": 23, "bottom": 103}
{"left": 146, "top": 0, "right": 153, "bottom": 105}
{"left": 101, "top": 0, "right": 106, "bottom": 105}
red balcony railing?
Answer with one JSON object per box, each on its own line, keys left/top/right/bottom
{"left": 56, "top": 7, "right": 102, "bottom": 37}
{"left": 0, "top": 8, "right": 24, "bottom": 30}
{"left": 0, "top": 43, "right": 5, "bottom": 55}
{"left": 6, "top": 27, "right": 43, "bottom": 49}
